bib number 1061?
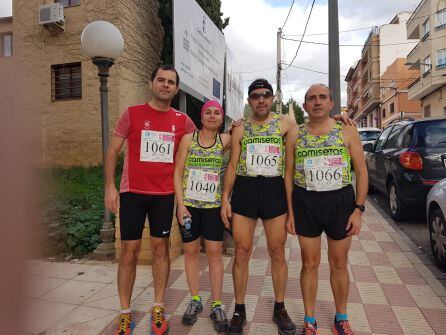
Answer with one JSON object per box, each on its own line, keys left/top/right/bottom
{"left": 145, "top": 142, "right": 172, "bottom": 155}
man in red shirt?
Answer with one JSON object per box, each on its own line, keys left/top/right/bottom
{"left": 105, "top": 64, "right": 196, "bottom": 335}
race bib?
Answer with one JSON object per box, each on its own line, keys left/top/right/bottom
{"left": 304, "top": 155, "right": 343, "bottom": 191}
{"left": 185, "top": 169, "right": 219, "bottom": 202}
{"left": 246, "top": 143, "right": 281, "bottom": 176}
{"left": 140, "top": 130, "right": 174, "bottom": 163}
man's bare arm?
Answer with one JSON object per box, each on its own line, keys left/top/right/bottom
{"left": 104, "top": 135, "right": 125, "bottom": 214}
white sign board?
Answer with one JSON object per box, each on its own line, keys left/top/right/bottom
{"left": 225, "top": 47, "right": 244, "bottom": 120}
{"left": 173, "top": 0, "right": 225, "bottom": 103}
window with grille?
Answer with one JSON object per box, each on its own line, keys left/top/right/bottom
{"left": 437, "top": 9, "right": 446, "bottom": 28}
{"left": 1, "top": 33, "right": 12, "bottom": 58}
{"left": 56, "top": 0, "right": 81, "bottom": 7}
{"left": 422, "top": 19, "right": 430, "bottom": 38}
{"left": 51, "top": 62, "right": 82, "bottom": 101}
{"left": 424, "top": 105, "right": 431, "bottom": 117}
{"left": 423, "top": 55, "right": 431, "bottom": 75}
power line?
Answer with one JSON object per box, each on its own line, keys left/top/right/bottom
{"left": 281, "top": 35, "right": 445, "bottom": 47}
{"left": 281, "top": 0, "right": 295, "bottom": 30}
{"left": 283, "top": 11, "right": 440, "bottom": 37}
{"left": 284, "top": 0, "right": 316, "bottom": 70}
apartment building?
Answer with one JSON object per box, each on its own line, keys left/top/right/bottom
{"left": 380, "top": 58, "right": 422, "bottom": 127}
{"left": 345, "top": 13, "right": 418, "bottom": 128}
{"left": 406, "top": 0, "right": 446, "bottom": 117}
{"left": 8, "top": 0, "right": 163, "bottom": 166}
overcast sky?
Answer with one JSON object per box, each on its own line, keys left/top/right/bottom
{"left": 221, "top": 0, "right": 421, "bottom": 106}
{"left": 1, "top": 0, "right": 421, "bottom": 106}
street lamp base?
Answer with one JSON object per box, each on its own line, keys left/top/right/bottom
{"left": 93, "top": 221, "right": 116, "bottom": 260}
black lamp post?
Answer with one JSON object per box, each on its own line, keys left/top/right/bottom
{"left": 81, "top": 21, "right": 124, "bottom": 259}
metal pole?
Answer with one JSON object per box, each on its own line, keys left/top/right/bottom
{"left": 92, "top": 57, "right": 116, "bottom": 259}
{"left": 329, "top": 0, "right": 341, "bottom": 116}
{"left": 179, "top": 90, "right": 187, "bottom": 114}
{"left": 276, "top": 28, "right": 283, "bottom": 114}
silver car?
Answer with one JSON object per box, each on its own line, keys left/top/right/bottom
{"left": 426, "top": 178, "right": 446, "bottom": 269}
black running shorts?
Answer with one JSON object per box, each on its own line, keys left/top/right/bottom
{"left": 119, "top": 192, "right": 174, "bottom": 240}
{"left": 292, "top": 184, "right": 355, "bottom": 240}
{"left": 177, "top": 206, "right": 224, "bottom": 243}
{"left": 231, "top": 175, "right": 287, "bottom": 220}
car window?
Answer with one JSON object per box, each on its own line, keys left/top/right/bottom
{"left": 359, "top": 131, "right": 381, "bottom": 141}
{"left": 417, "top": 120, "right": 446, "bottom": 148}
{"left": 374, "top": 126, "right": 393, "bottom": 151}
{"left": 398, "top": 125, "right": 413, "bottom": 148}
{"left": 384, "top": 125, "right": 402, "bottom": 149}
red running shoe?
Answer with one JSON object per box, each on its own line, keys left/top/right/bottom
{"left": 150, "top": 305, "right": 169, "bottom": 335}
{"left": 114, "top": 312, "right": 135, "bottom": 335}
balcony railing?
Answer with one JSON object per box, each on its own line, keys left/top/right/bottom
{"left": 407, "top": 43, "right": 420, "bottom": 59}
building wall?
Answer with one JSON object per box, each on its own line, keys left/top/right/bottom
{"left": 380, "top": 58, "right": 422, "bottom": 127}
{"left": 421, "top": 86, "right": 446, "bottom": 117}
{"left": 12, "top": 0, "right": 163, "bottom": 166}
{"left": 379, "top": 13, "right": 418, "bottom": 76}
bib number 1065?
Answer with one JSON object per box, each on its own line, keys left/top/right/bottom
{"left": 249, "top": 154, "right": 278, "bottom": 167}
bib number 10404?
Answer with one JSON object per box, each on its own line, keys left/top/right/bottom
{"left": 140, "top": 130, "right": 174, "bottom": 163}
{"left": 186, "top": 169, "right": 219, "bottom": 202}
{"left": 304, "top": 156, "right": 343, "bottom": 191}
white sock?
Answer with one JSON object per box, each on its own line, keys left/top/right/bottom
{"left": 120, "top": 308, "right": 131, "bottom": 314}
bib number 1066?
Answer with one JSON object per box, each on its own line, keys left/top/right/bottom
{"left": 307, "top": 168, "right": 341, "bottom": 182}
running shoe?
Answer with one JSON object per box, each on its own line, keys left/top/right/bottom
{"left": 182, "top": 299, "right": 203, "bottom": 325}
{"left": 226, "top": 311, "right": 246, "bottom": 335}
{"left": 332, "top": 318, "right": 354, "bottom": 335}
{"left": 114, "top": 312, "right": 135, "bottom": 335}
{"left": 273, "top": 307, "right": 296, "bottom": 335}
{"left": 302, "top": 321, "right": 319, "bottom": 335}
{"left": 150, "top": 305, "right": 169, "bottom": 335}
{"left": 210, "top": 305, "right": 229, "bottom": 332}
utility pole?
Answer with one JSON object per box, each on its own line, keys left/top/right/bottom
{"left": 328, "top": 0, "right": 341, "bottom": 116}
{"left": 276, "top": 28, "right": 283, "bottom": 114}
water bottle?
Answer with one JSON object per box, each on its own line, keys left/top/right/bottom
{"left": 181, "top": 215, "right": 192, "bottom": 239}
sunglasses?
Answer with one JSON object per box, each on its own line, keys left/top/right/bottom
{"left": 249, "top": 91, "right": 273, "bottom": 100}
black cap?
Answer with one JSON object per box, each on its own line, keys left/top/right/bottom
{"left": 248, "top": 78, "right": 273, "bottom": 96}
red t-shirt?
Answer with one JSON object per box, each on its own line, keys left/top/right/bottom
{"left": 114, "top": 103, "right": 197, "bottom": 195}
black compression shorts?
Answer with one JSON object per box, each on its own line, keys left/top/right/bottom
{"left": 119, "top": 192, "right": 174, "bottom": 240}
{"left": 292, "top": 184, "right": 355, "bottom": 240}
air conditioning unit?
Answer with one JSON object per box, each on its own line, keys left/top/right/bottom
{"left": 39, "top": 3, "right": 64, "bottom": 30}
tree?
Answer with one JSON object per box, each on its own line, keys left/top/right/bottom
{"left": 157, "top": 1, "right": 230, "bottom": 127}
{"left": 271, "top": 99, "right": 305, "bottom": 125}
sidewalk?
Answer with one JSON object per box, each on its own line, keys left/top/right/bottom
{"left": 25, "top": 199, "right": 446, "bottom": 335}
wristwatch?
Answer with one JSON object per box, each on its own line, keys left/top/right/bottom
{"left": 354, "top": 204, "right": 366, "bottom": 212}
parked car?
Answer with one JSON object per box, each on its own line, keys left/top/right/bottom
{"left": 358, "top": 127, "right": 381, "bottom": 145}
{"left": 426, "top": 178, "right": 446, "bottom": 269}
{"left": 364, "top": 118, "right": 446, "bottom": 221}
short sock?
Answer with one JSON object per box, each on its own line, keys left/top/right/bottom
{"left": 335, "top": 312, "right": 348, "bottom": 322}
{"left": 120, "top": 308, "right": 131, "bottom": 314}
{"left": 234, "top": 303, "right": 246, "bottom": 315}
{"left": 274, "top": 301, "right": 285, "bottom": 310}
{"left": 192, "top": 295, "right": 201, "bottom": 302}
{"left": 153, "top": 302, "right": 164, "bottom": 308}
{"left": 304, "top": 315, "right": 316, "bottom": 324}
{"left": 211, "top": 300, "right": 222, "bottom": 309}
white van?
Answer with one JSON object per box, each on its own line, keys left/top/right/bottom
{"left": 358, "top": 127, "right": 381, "bottom": 145}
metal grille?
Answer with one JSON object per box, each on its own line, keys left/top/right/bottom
{"left": 57, "top": 0, "right": 81, "bottom": 7}
{"left": 51, "top": 62, "right": 82, "bottom": 101}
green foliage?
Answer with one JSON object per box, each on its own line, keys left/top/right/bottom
{"left": 272, "top": 99, "right": 305, "bottom": 125}
{"left": 43, "top": 155, "right": 123, "bottom": 257}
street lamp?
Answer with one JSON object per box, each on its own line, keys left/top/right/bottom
{"left": 81, "top": 21, "right": 124, "bottom": 259}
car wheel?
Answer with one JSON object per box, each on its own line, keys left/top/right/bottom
{"left": 429, "top": 208, "right": 446, "bottom": 270}
{"left": 387, "top": 180, "right": 408, "bottom": 221}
